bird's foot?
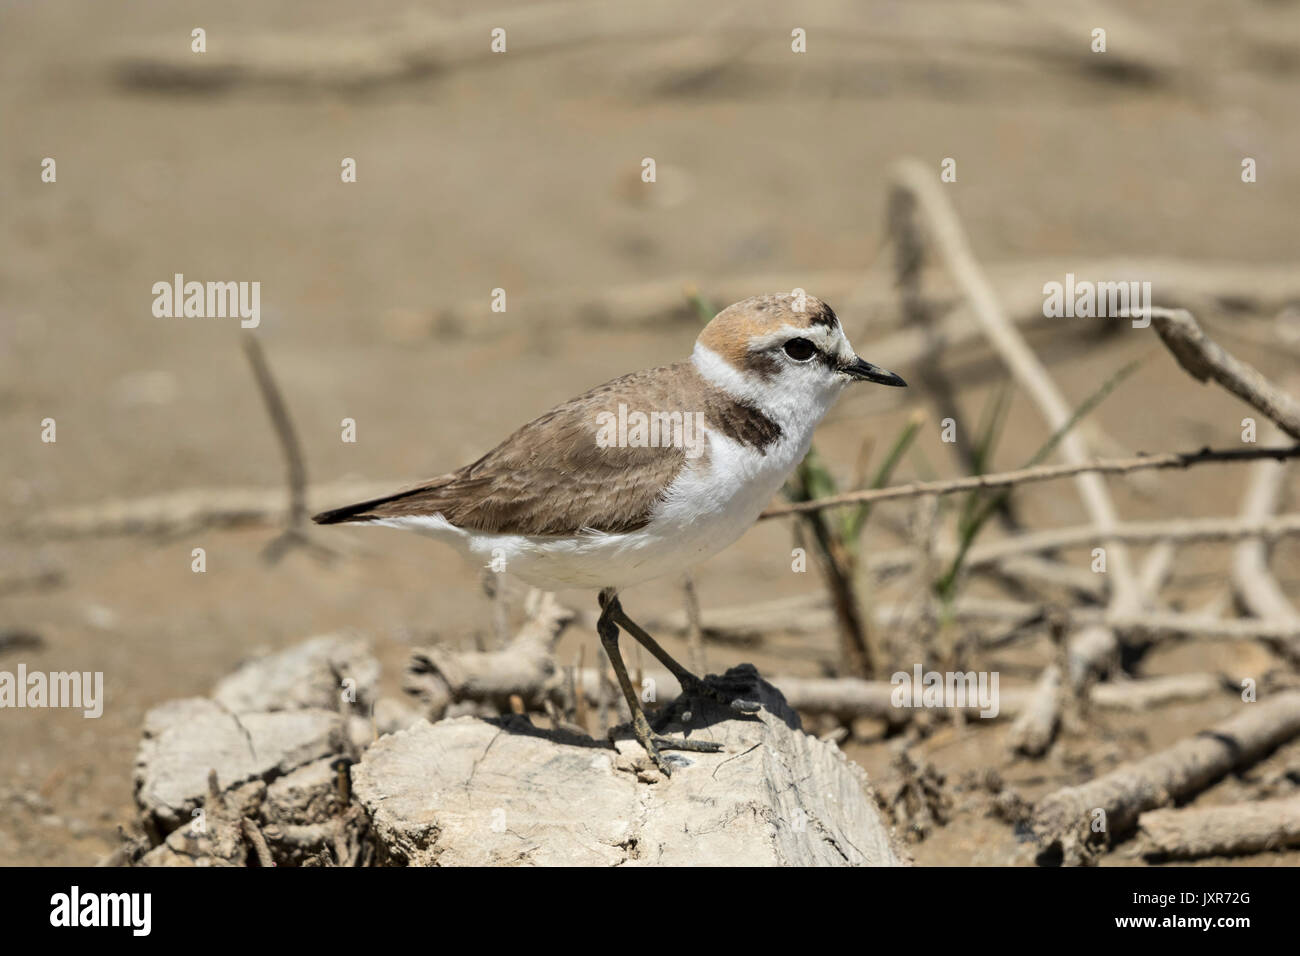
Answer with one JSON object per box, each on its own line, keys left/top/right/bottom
{"left": 650, "top": 734, "right": 724, "bottom": 754}
{"left": 619, "top": 723, "right": 723, "bottom": 777}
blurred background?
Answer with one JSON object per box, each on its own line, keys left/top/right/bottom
{"left": 2, "top": 0, "right": 1299, "bottom": 864}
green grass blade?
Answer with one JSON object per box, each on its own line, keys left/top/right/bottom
{"left": 935, "top": 356, "right": 1144, "bottom": 599}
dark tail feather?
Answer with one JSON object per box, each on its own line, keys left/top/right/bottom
{"left": 314, "top": 474, "right": 458, "bottom": 525}
{"left": 312, "top": 490, "right": 415, "bottom": 525}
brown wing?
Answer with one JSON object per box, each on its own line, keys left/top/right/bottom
{"left": 312, "top": 365, "right": 695, "bottom": 536}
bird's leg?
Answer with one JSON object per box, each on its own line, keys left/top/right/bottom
{"left": 597, "top": 589, "right": 722, "bottom": 776}
{"left": 603, "top": 593, "right": 761, "bottom": 716}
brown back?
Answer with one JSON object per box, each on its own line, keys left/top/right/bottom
{"left": 312, "top": 362, "right": 779, "bottom": 536}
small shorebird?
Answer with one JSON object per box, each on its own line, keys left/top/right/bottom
{"left": 314, "top": 293, "right": 905, "bottom": 773}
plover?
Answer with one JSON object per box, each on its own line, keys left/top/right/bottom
{"left": 314, "top": 293, "right": 906, "bottom": 773}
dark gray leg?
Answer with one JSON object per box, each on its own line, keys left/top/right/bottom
{"left": 596, "top": 589, "right": 722, "bottom": 776}
{"left": 603, "top": 592, "right": 760, "bottom": 715}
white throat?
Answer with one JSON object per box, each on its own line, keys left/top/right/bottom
{"left": 690, "top": 342, "right": 846, "bottom": 448}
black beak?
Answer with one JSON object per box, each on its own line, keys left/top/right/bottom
{"left": 842, "top": 356, "right": 907, "bottom": 387}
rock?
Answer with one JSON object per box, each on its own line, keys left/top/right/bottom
{"left": 212, "top": 633, "right": 379, "bottom": 713}
{"left": 134, "top": 698, "right": 339, "bottom": 835}
{"left": 264, "top": 758, "right": 340, "bottom": 826}
{"left": 132, "top": 634, "right": 904, "bottom": 867}
{"left": 353, "top": 665, "right": 905, "bottom": 866}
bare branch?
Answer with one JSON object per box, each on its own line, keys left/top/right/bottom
{"left": 1151, "top": 307, "right": 1300, "bottom": 440}
{"left": 17, "top": 480, "right": 399, "bottom": 539}
{"left": 1137, "top": 796, "right": 1300, "bottom": 860}
{"left": 241, "top": 337, "right": 338, "bottom": 563}
{"left": 1031, "top": 692, "right": 1300, "bottom": 864}
{"left": 1232, "top": 419, "right": 1298, "bottom": 623}
{"left": 242, "top": 337, "right": 308, "bottom": 529}
{"left": 760, "top": 444, "right": 1300, "bottom": 519}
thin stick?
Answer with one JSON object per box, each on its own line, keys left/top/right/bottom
{"left": 1151, "top": 307, "right": 1300, "bottom": 439}
{"left": 241, "top": 337, "right": 336, "bottom": 563}
{"left": 1137, "top": 541, "right": 1176, "bottom": 606}
{"left": 17, "top": 479, "right": 400, "bottom": 539}
{"left": 1232, "top": 418, "right": 1298, "bottom": 623}
{"left": 861, "top": 512, "right": 1300, "bottom": 586}
{"left": 790, "top": 472, "right": 874, "bottom": 677}
{"left": 889, "top": 180, "right": 1005, "bottom": 523}
{"left": 562, "top": 664, "right": 577, "bottom": 724}
{"left": 633, "top": 645, "right": 643, "bottom": 706}
{"left": 1099, "top": 612, "right": 1300, "bottom": 646}
{"left": 241, "top": 818, "right": 276, "bottom": 868}
{"left": 573, "top": 645, "right": 589, "bottom": 732}
{"left": 242, "top": 337, "right": 307, "bottom": 529}
{"left": 681, "top": 573, "right": 705, "bottom": 675}
{"left": 646, "top": 592, "right": 1300, "bottom": 648}
{"left": 951, "top": 513, "right": 1300, "bottom": 569}
{"left": 597, "top": 646, "right": 611, "bottom": 729}
{"left": 771, "top": 671, "right": 1225, "bottom": 723}
{"left": 760, "top": 444, "right": 1300, "bottom": 518}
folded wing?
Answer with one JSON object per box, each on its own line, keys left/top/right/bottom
{"left": 312, "top": 365, "right": 694, "bottom": 536}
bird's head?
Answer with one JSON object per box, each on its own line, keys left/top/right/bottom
{"left": 693, "top": 293, "right": 906, "bottom": 416}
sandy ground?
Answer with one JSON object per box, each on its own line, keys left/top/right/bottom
{"left": 1, "top": 0, "right": 1299, "bottom": 865}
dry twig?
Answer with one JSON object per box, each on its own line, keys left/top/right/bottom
{"left": 760, "top": 444, "right": 1300, "bottom": 519}
{"left": 867, "top": 512, "right": 1300, "bottom": 579}
{"left": 1151, "top": 307, "right": 1300, "bottom": 440}
{"left": 1031, "top": 691, "right": 1300, "bottom": 865}
{"left": 1137, "top": 796, "right": 1300, "bottom": 860}
{"left": 242, "top": 337, "right": 337, "bottom": 563}
{"left": 405, "top": 590, "right": 576, "bottom": 718}
{"left": 1232, "top": 419, "right": 1298, "bottom": 624}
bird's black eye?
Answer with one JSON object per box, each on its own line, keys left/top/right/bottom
{"left": 783, "top": 337, "right": 817, "bottom": 361}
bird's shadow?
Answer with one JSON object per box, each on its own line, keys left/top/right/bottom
{"left": 482, "top": 663, "right": 800, "bottom": 755}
